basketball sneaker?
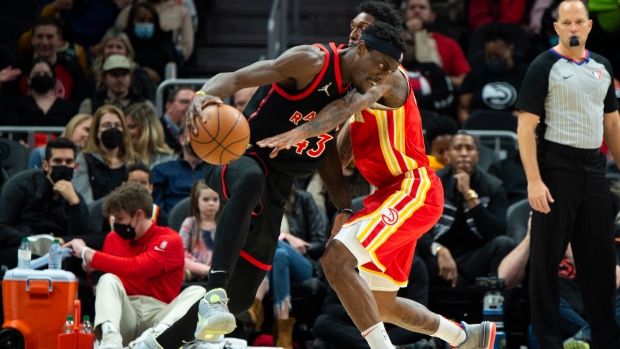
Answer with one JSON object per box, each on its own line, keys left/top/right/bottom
{"left": 95, "top": 322, "right": 123, "bottom": 349}
{"left": 194, "top": 288, "right": 236, "bottom": 340}
{"left": 128, "top": 324, "right": 169, "bottom": 348}
{"left": 563, "top": 337, "right": 590, "bottom": 349}
{"left": 455, "top": 321, "right": 496, "bottom": 349}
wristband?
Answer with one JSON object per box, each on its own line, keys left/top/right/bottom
{"left": 81, "top": 247, "right": 90, "bottom": 260}
{"left": 338, "top": 208, "right": 354, "bottom": 215}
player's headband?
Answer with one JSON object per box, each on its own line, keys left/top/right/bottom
{"left": 360, "top": 33, "right": 403, "bottom": 64}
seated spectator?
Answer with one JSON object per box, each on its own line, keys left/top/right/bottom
{"left": 0, "top": 137, "right": 89, "bottom": 268}
{"left": 179, "top": 180, "right": 220, "bottom": 281}
{"left": 29, "top": 113, "right": 93, "bottom": 169}
{"left": 424, "top": 115, "right": 459, "bottom": 171}
{"left": 18, "top": 2, "right": 90, "bottom": 74}
{"left": 403, "top": 0, "right": 470, "bottom": 88}
{"left": 152, "top": 120, "right": 203, "bottom": 214}
{"left": 63, "top": 182, "right": 206, "bottom": 348}
{"left": 9, "top": 16, "right": 88, "bottom": 107}
{"left": 487, "top": 151, "right": 527, "bottom": 206}
{"left": 89, "top": 28, "right": 156, "bottom": 102}
{"left": 468, "top": 0, "right": 527, "bottom": 30}
{"left": 80, "top": 54, "right": 153, "bottom": 114}
{"left": 401, "top": 30, "right": 454, "bottom": 116}
{"left": 102, "top": 163, "right": 169, "bottom": 231}
{"left": 458, "top": 29, "right": 528, "bottom": 124}
{"left": 2, "top": 58, "right": 75, "bottom": 138}
{"left": 273, "top": 186, "right": 328, "bottom": 348}
{"left": 123, "top": 2, "right": 176, "bottom": 85}
{"left": 233, "top": 86, "right": 258, "bottom": 114}
{"left": 498, "top": 216, "right": 620, "bottom": 349}
{"left": 160, "top": 87, "right": 194, "bottom": 154}
{"left": 313, "top": 256, "right": 434, "bottom": 349}
{"left": 125, "top": 102, "right": 175, "bottom": 167}
{"left": 72, "top": 104, "right": 141, "bottom": 205}
{"left": 115, "top": 0, "right": 194, "bottom": 61}
{"left": 419, "top": 132, "right": 514, "bottom": 288}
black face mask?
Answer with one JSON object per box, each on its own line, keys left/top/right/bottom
{"left": 50, "top": 165, "right": 74, "bottom": 183}
{"left": 100, "top": 128, "right": 123, "bottom": 149}
{"left": 30, "top": 76, "right": 55, "bottom": 93}
{"left": 485, "top": 58, "right": 510, "bottom": 74}
{"left": 113, "top": 216, "right": 137, "bottom": 240}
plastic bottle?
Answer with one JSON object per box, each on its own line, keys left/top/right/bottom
{"left": 17, "top": 237, "right": 31, "bottom": 269}
{"left": 48, "top": 239, "right": 62, "bottom": 270}
{"left": 174, "top": 29, "right": 183, "bottom": 58}
{"left": 63, "top": 315, "right": 74, "bottom": 333}
{"left": 80, "top": 315, "right": 92, "bottom": 334}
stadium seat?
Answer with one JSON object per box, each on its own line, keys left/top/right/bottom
{"left": 167, "top": 197, "right": 191, "bottom": 233}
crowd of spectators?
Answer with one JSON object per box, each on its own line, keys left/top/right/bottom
{"left": 2, "top": 0, "right": 620, "bottom": 348}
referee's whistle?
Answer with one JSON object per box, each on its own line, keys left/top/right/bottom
{"left": 569, "top": 36, "right": 579, "bottom": 47}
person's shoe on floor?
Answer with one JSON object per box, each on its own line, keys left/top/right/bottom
{"left": 453, "top": 321, "right": 496, "bottom": 349}
{"left": 194, "top": 288, "right": 236, "bottom": 340}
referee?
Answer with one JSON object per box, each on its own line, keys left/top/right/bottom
{"left": 515, "top": 1, "right": 620, "bottom": 348}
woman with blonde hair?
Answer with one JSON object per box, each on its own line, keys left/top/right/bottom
{"left": 125, "top": 102, "right": 175, "bottom": 167}
{"left": 28, "top": 113, "right": 93, "bottom": 169}
{"left": 88, "top": 28, "right": 155, "bottom": 101}
{"left": 72, "top": 104, "right": 141, "bottom": 205}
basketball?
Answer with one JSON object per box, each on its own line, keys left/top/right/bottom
{"left": 189, "top": 104, "right": 250, "bottom": 165}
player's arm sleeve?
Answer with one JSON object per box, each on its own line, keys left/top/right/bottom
{"left": 515, "top": 58, "right": 549, "bottom": 116}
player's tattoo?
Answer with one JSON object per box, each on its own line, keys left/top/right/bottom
{"left": 394, "top": 298, "right": 439, "bottom": 334}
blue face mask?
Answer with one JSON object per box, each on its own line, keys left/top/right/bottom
{"left": 134, "top": 23, "right": 154, "bottom": 40}
{"left": 549, "top": 35, "right": 559, "bottom": 46}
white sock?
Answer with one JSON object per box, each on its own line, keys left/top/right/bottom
{"left": 430, "top": 316, "right": 465, "bottom": 347}
{"left": 101, "top": 321, "right": 119, "bottom": 333}
{"left": 361, "top": 323, "right": 393, "bottom": 349}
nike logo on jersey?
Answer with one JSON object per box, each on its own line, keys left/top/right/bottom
{"left": 563, "top": 75, "right": 573, "bottom": 79}
{"left": 318, "top": 82, "right": 331, "bottom": 96}
{"left": 381, "top": 208, "right": 399, "bottom": 226}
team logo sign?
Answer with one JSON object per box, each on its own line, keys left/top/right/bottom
{"left": 592, "top": 69, "right": 603, "bottom": 80}
{"left": 381, "top": 208, "right": 399, "bottom": 226}
{"left": 481, "top": 82, "right": 517, "bottom": 110}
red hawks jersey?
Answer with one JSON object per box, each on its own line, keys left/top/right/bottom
{"left": 349, "top": 67, "right": 431, "bottom": 189}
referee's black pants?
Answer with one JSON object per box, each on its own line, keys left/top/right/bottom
{"left": 530, "top": 142, "right": 620, "bottom": 349}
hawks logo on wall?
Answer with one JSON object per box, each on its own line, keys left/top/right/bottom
{"left": 482, "top": 82, "right": 517, "bottom": 110}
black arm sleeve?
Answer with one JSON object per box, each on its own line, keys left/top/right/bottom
{"left": 602, "top": 58, "right": 619, "bottom": 113}
{"left": 515, "top": 55, "right": 551, "bottom": 116}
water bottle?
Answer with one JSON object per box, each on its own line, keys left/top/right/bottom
{"left": 165, "top": 62, "right": 177, "bottom": 80}
{"left": 174, "top": 29, "right": 183, "bottom": 58}
{"left": 48, "top": 239, "right": 62, "bottom": 270}
{"left": 63, "top": 315, "right": 74, "bottom": 333}
{"left": 17, "top": 237, "right": 31, "bottom": 269}
{"left": 80, "top": 315, "right": 92, "bottom": 334}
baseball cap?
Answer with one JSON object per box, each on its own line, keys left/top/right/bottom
{"left": 103, "top": 54, "right": 132, "bottom": 72}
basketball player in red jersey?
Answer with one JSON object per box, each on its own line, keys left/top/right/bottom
{"left": 257, "top": 2, "right": 496, "bottom": 349}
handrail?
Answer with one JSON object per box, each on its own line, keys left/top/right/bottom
{"left": 267, "top": 0, "right": 289, "bottom": 59}
{"left": 155, "top": 78, "right": 209, "bottom": 116}
{"left": 0, "top": 126, "right": 65, "bottom": 151}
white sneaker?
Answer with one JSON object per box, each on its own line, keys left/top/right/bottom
{"left": 28, "top": 234, "right": 55, "bottom": 256}
{"left": 128, "top": 324, "right": 169, "bottom": 348}
{"left": 95, "top": 322, "right": 123, "bottom": 349}
{"left": 194, "top": 288, "right": 236, "bottom": 339}
{"left": 458, "top": 321, "right": 496, "bottom": 349}
{"left": 131, "top": 334, "right": 163, "bottom": 349}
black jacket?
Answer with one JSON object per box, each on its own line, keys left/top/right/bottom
{"left": 0, "top": 169, "right": 89, "bottom": 247}
{"left": 419, "top": 166, "right": 508, "bottom": 256}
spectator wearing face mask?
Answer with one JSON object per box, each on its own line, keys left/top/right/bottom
{"left": 72, "top": 104, "right": 142, "bottom": 205}
{"left": 123, "top": 2, "right": 176, "bottom": 85}
{"left": 2, "top": 57, "right": 76, "bottom": 130}
{"left": 458, "top": 29, "right": 528, "bottom": 124}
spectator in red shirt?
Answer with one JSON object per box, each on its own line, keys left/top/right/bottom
{"left": 403, "top": 0, "right": 471, "bottom": 89}
{"left": 468, "top": 0, "right": 527, "bottom": 30}
{"left": 64, "top": 182, "right": 205, "bottom": 349}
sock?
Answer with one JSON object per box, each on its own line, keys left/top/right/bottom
{"left": 205, "top": 270, "right": 230, "bottom": 291}
{"left": 101, "top": 321, "right": 118, "bottom": 333}
{"left": 361, "top": 323, "right": 393, "bottom": 349}
{"left": 155, "top": 301, "right": 200, "bottom": 349}
{"left": 430, "top": 316, "right": 465, "bottom": 347}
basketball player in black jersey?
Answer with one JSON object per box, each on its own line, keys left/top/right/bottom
{"left": 256, "top": 2, "right": 496, "bottom": 349}
{"left": 132, "top": 22, "right": 406, "bottom": 349}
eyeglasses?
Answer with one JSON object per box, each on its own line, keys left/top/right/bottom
{"left": 100, "top": 122, "right": 123, "bottom": 130}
